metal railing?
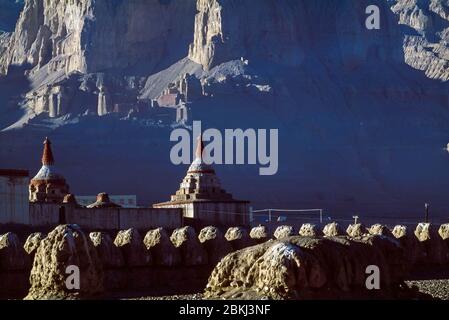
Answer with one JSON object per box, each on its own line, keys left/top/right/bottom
{"left": 252, "top": 208, "right": 324, "bottom": 224}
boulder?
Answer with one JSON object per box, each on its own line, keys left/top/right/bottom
{"left": 205, "top": 241, "right": 273, "bottom": 299}
{"left": 280, "top": 237, "right": 329, "bottom": 289}
{"left": 439, "top": 224, "right": 449, "bottom": 263}
{"left": 198, "top": 226, "right": 232, "bottom": 265}
{"left": 322, "top": 222, "right": 343, "bottom": 237}
{"left": 170, "top": 226, "right": 208, "bottom": 266}
{"left": 225, "top": 227, "right": 254, "bottom": 250}
{"left": 205, "top": 235, "right": 406, "bottom": 300}
{"left": 306, "top": 235, "right": 404, "bottom": 290}
{"left": 346, "top": 223, "right": 368, "bottom": 238}
{"left": 392, "top": 225, "right": 407, "bottom": 239}
{"left": 89, "top": 232, "right": 124, "bottom": 268}
{"left": 23, "top": 232, "right": 44, "bottom": 256}
{"left": 414, "top": 223, "right": 447, "bottom": 265}
{"left": 25, "top": 224, "right": 103, "bottom": 300}
{"left": 0, "top": 232, "right": 30, "bottom": 271}
{"left": 246, "top": 243, "right": 309, "bottom": 298}
{"left": 113, "top": 228, "right": 152, "bottom": 267}
{"left": 391, "top": 225, "right": 424, "bottom": 265}
{"left": 249, "top": 225, "right": 269, "bottom": 242}
{"left": 356, "top": 234, "right": 406, "bottom": 284}
{"left": 143, "top": 228, "right": 181, "bottom": 267}
{"left": 273, "top": 225, "right": 294, "bottom": 239}
{"left": 289, "top": 236, "right": 352, "bottom": 291}
{"left": 415, "top": 223, "right": 433, "bottom": 242}
{"left": 369, "top": 224, "right": 392, "bottom": 237}
{"left": 438, "top": 224, "right": 449, "bottom": 241}
{"left": 299, "top": 223, "right": 322, "bottom": 237}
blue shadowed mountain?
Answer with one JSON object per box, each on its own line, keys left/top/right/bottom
{"left": 1, "top": 0, "right": 449, "bottom": 221}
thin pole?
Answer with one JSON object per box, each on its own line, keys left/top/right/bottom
{"left": 249, "top": 206, "right": 253, "bottom": 223}
{"left": 425, "top": 203, "right": 429, "bottom": 223}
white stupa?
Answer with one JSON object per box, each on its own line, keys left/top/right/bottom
{"left": 154, "top": 136, "right": 249, "bottom": 227}
{"left": 29, "top": 137, "right": 70, "bottom": 203}
{"left": 170, "top": 136, "right": 233, "bottom": 202}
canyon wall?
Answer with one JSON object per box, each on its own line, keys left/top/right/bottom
{"left": 0, "top": 0, "right": 196, "bottom": 76}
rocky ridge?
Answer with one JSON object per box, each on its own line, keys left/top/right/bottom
{"left": 0, "top": 221, "right": 448, "bottom": 299}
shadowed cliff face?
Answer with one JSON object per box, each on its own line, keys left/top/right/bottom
{"left": 0, "top": 0, "right": 434, "bottom": 76}
{"left": 188, "top": 0, "right": 407, "bottom": 70}
{"left": 0, "top": 0, "right": 196, "bottom": 75}
{"left": 1, "top": 0, "right": 449, "bottom": 218}
{"left": 188, "top": 0, "right": 449, "bottom": 81}
{"left": 2, "top": 0, "right": 449, "bottom": 78}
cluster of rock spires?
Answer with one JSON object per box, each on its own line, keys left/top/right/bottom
{"left": 390, "top": 0, "right": 449, "bottom": 81}
{"left": 0, "top": 221, "right": 448, "bottom": 299}
{"left": 26, "top": 225, "right": 103, "bottom": 299}
{"left": 2, "top": 0, "right": 449, "bottom": 124}
{"left": 205, "top": 222, "right": 449, "bottom": 299}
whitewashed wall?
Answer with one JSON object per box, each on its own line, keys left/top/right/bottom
{"left": 29, "top": 203, "right": 183, "bottom": 230}
{"left": 0, "top": 176, "right": 29, "bottom": 225}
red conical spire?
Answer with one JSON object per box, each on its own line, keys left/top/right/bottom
{"left": 42, "top": 137, "right": 55, "bottom": 166}
{"left": 195, "top": 135, "right": 204, "bottom": 160}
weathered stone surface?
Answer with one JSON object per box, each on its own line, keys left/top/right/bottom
{"left": 273, "top": 225, "right": 294, "bottom": 239}
{"left": 0, "top": 0, "right": 198, "bottom": 120}
{"left": 289, "top": 236, "right": 353, "bottom": 291}
{"left": 87, "top": 192, "right": 121, "bottom": 208}
{"left": 188, "top": 0, "right": 304, "bottom": 70}
{"left": 0, "top": 232, "right": 30, "bottom": 271}
{"left": 225, "top": 227, "right": 254, "bottom": 250}
{"left": 389, "top": 0, "right": 449, "bottom": 81}
{"left": 170, "top": 226, "right": 208, "bottom": 266}
{"left": 322, "top": 222, "right": 343, "bottom": 237}
{"left": 355, "top": 234, "right": 406, "bottom": 284}
{"left": 205, "top": 240, "right": 273, "bottom": 298}
{"left": 439, "top": 224, "right": 449, "bottom": 263}
{"left": 438, "top": 224, "right": 449, "bottom": 241}
{"left": 245, "top": 242, "right": 309, "bottom": 298}
{"left": 113, "top": 228, "right": 152, "bottom": 267}
{"left": 346, "top": 223, "right": 368, "bottom": 238}
{"left": 278, "top": 237, "right": 328, "bottom": 289}
{"left": 414, "top": 223, "right": 447, "bottom": 264}
{"left": 299, "top": 223, "right": 322, "bottom": 237}
{"left": 391, "top": 225, "right": 425, "bottom": 265}
{"left": 392, "top": 225, "right": 407, "bottom": 239}
{"left": 25, "top": 224, "right": 103, "bottom": 300}
{"left": 249, "top": 225, "right": 269, "bottom": 241}
{"left": 415, "top": 223, "right": 433, "bottom": 242}
{"left": 144, "top": 227, "right": 181, "bottom": 267}
{"left": 89, "top": 232, "right": 124, "bottom": 268}
{"left": 205, "top": 235, "right": 407, "bottom": 299}
{"left": 1, "top": 0, "right": 196, "bottom": 76}
{"left": 198, "top": 226, "right": 232, "bottom": 265}
{"left": 23, "top": 232, "right": 44, "bottom": 255}
{"left": 369, "top": 224, "right": 392, "bottom": 237}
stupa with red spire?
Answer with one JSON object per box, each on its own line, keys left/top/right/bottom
{"left": 171, "top": 136, "right": 232, "bottom": 202}
{"left": 154, "top": 136, "right": 249, "bottom": 226}
{"left": 29, "top": 137, "right": 70, "bottom": 203}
